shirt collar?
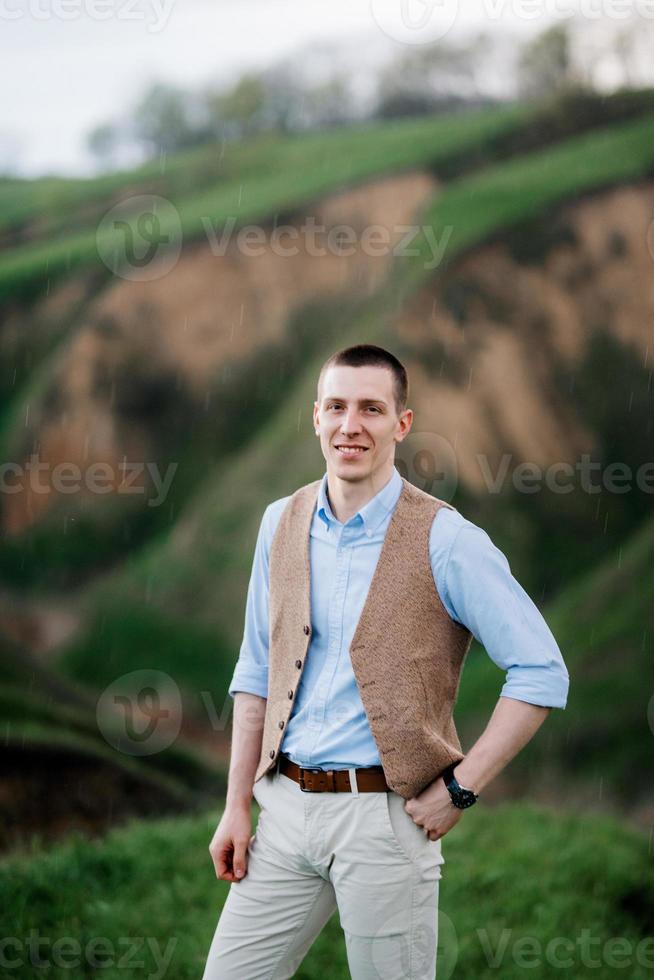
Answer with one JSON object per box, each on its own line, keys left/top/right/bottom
{"left": 316, "top": 466, "right": 403, "bottom": 538}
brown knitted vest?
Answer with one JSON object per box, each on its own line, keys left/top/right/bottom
{"left": 254, "top": 474, "right": 474, "bottom": 799}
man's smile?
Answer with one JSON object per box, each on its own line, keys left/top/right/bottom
{"left": 334, "top": 444, "right": 369, "bottom": 457}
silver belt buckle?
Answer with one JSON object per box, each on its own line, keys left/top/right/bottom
{"left": 298, "top": 766, "right": 325, "bottom": 792}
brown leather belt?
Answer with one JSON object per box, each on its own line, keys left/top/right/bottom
{"left": 279, "top": 754, "right": 390, "bottom": 793}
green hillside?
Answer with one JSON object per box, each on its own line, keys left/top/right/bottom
{"left": 6, "top": 98, "right": 654, "bottom": 590}
{"left": 1, "top": 800, "right": 651, "bottom": 979}
{"left": 3, "top": 95, "right": 654, "bottom": 596}
{"left": 0, "top": 631, "right": 225, "bottom": 853}
{"left": 0, "top": 102, "right": 533, "bottom": 308}
{"left": 0, "top": 102, "right": 538, "bottom": 592}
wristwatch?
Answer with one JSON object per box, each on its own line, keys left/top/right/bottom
{"left": 442, "top": 763, "right": 479, "bottom": 809}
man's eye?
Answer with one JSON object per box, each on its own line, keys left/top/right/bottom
{"left": 326, "top": 404, "right": 380, "bottom": 412}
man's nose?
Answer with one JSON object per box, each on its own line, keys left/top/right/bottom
{"left": 340, "top": 411, "right": 363, "bottom": 434}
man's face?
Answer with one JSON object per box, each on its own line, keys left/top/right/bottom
{"left": 313, "top": 365, "right": 412, "bottom": 481}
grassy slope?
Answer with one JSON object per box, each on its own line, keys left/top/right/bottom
{"left": 0, "top": 800, "right": 651, "bottom": 979}
{"left": 0, "top": 104, "right": 532, "bottom": 497}
{"left": 0, "top": 103, "right": 531, "bottom": 306}
{"left": 0, "top": 630, "right": 225, "bottom": 825}
{"left": 401, "top": 109, "right": 654, "bottom": 291}
{"left": 4, "top": 105, "right": 654, "bottom": 589}
{"left": 0, "top": 106, "right": 530, "bottom": 236}
{"left": 0, "top": 104, "right": 534, "bottom": 583}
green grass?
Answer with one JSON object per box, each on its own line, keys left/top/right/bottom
{"left": 0, "top": 801, "right": 651, "bottom": 979}
{"left": 400, "top": 110, "right": 654, "bottom": 292}
{"left": 0, "top": 103, "right": 533, "bottom": 306}
{"left": 0, "top": 104, "right": 531, "bottom": 236}
{"left": 0, "top": 631, "right": 225, "bottom": 813}
{"left": 59, "top": 599, "right": 235, "bottom": 721}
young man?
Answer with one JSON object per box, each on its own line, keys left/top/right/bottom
{"left": 202, "top": 344, "right": 569, "bottom": 979}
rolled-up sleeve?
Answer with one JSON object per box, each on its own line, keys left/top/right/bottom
{"left": 227, "top": 504, "right": 272, "bottom": 700}
{"left": 438, "top": 522, "right": 570, "bottom": 709}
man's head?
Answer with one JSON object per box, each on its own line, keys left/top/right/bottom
{"left": 313, "top": 344, "right": 412, "bottom": 483}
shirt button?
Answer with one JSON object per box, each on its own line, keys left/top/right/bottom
{"left": 295, "top": 659, "right": 302, "bottom": 668}
{"left": 278, "top": 720, "right": 285, "bottom": 729}
{"left": 288, "top": 689, "right": 294, "bottom": 699}
{"left": 269, "top": 749, "right": 276, "bottom": 758}
{"left": 303, "top": 624, "right": 311, "bottom": 635}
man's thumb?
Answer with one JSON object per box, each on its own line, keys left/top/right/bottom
{"left": 233, "top": 841, "right": 248, "bottom": 879}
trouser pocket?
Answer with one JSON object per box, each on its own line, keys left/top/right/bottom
{"left": 378, "top": 791, "right": 446, "bottom": 877}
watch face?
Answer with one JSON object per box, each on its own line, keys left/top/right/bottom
{"left": 444, "top": 769, "right": 478, "bottom": 808}
{"left": 452, "top": 788, "right": 477, "bottom": 808}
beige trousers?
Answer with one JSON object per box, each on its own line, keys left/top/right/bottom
{"left": 201, "top": 763, "right": 445, "bottom": 979}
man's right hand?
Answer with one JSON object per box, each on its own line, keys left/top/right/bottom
{"left": 209, "top": 804, "right": 255, "bottom": 883}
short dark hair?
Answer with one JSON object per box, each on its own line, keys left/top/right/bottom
{"left": 317, "top": 344, "right": 408, "bottom": 416}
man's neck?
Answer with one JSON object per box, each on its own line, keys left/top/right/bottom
{"left": 326, "top": 464, "right": 395, "bottom": 525}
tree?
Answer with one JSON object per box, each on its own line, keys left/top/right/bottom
{"left": 131, "top": 82, "right": 201, "bottom": 155}
{"left": 87, "top": 123, "right": 122, "bottom": 170}
{"left": 206, "top": 74, "right": 267, "bottom": 140}
{"left": 517, "top": 24, "right": 588, "bottom": 102}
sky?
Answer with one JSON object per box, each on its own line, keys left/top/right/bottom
{"left": 0, "top": 0, "right": 646, "bottom": 178}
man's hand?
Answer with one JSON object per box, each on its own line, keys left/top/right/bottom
{"left": 209, "top": 804, "right": 255, "bottom": 883}
{"left": 404, "top": 775, "right": 463, "bottom": 841}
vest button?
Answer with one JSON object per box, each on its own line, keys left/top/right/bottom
{"left": 303, "top": 624, "right": 311, "bottom": 635}
{"left": 278, "top": 720, "right": 285, "bottom": 729}
{"left": 295, "top": 659, "right": 302, "bottom": 668}
{"left": 269, "top": 749, "right": 275, "bottom": 758}
{"left": 287, "top": 689, "right": 293, "bottom": 699}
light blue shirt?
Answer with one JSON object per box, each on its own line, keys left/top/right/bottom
{"left": 228, "top": 466, "right": 569, "bottom": 769}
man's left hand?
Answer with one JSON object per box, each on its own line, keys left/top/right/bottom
{"left": 404, "top": 775, "right": 463, "bottom": 841}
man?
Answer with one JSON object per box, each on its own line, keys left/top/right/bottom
{"left": 202, "top": 344, "right": 569, "bottom": 979}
